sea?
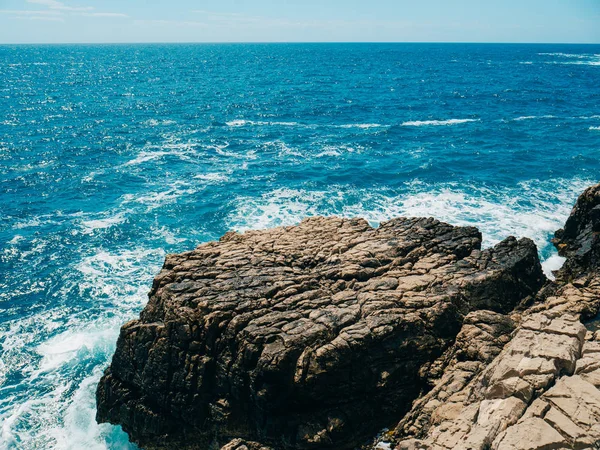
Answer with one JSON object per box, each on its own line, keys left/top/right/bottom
{"left": 1, "top": 43, "right": 599, "bottom": 449}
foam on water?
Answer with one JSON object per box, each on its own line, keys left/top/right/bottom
{"left": 227, "top": 178, "right": 593, "bottom": 259}
{"left": 226, "top": 119, "right": 302, "bottom": 127}
{"left": 541, "top": 254, "right": 567, "bottom": 281}
{"left": 193, "top": 173, "right": 230, "bottom": 183}
{"left": 0, "top": 244, "right": 164, "bottom": 449}
{"left": 400, "top": 118, "right": 479, "bottom": 126}
{"left": 80, "top": 214, "right": 127, "bottom": 234}
{"left": 513, "top": 115, "right": 555, "bottom": 121}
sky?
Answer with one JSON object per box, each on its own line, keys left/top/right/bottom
{"left": 0, "top": 0, "right": 599, "bottom": 44}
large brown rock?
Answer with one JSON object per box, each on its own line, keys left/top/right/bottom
{"left": 96, "top": 216, "right": 544, "bottom": 450}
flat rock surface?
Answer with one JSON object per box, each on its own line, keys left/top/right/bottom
{"left": 96, "top": 216, "right": 544, "bottom": 450}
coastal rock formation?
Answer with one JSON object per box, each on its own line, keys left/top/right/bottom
{"left": 391, "top": 183, "right": 600, "bottom": 450}
{"left": 96, "top": 216, "right": 544, "bottom": 450}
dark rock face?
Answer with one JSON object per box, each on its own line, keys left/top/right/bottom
{"left": 96, "top": 216, "right": 544, "bottom": 450}
{"left": 554, "top": 183, "right": 600, "bottom": 280}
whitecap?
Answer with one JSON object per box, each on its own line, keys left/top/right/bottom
{"left": 193, "top": 173, "right": 229, "bottom": 182}
{"left": 513, "top": 115, "right": 555, "bottom": 121}
{"left": 315, "top": 149, "right": 342, "bottom": 158}
{"left": 143, "top": 118, "right": 177, "bottom": 127}
{"left": 226, "top": 119, "right": 301, "bottom": 127}
{"left": 120, "top": 183, "right": 198, "bottom": 209}
{"left": 80, "top": 214, "right": 125, "bottom": 234}
{"left": 538, "top": 52, "right": 590, "bottom": 58}
{"left": 590, "top": 126, "right": 600, "bottom": 131}
{"left": 400, "top": 118, "right": 479, "bottom": 127}
{"left": 8, "top": 235, "right": 24, "bottom": 244}
{"left": 226, "top": 119, "right": 249, "bottom": 127}
{"left": 337, "top": 123, "right": 386, "bottom": 129}
{"left": 123, "top": 150, "right": 168, "bottom": 166}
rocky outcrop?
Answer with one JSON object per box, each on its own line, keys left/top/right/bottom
{"left": 390, "top": 183, "right": 600, "bottom": 450}
{"left": 96, "top": 216, "right": 544, "bottom": 450}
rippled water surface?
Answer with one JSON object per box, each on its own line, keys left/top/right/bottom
{"left": 1, "top": 43, "right": 600, "bottom": 449}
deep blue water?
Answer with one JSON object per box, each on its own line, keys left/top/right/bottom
{"left": 0, "top": 43, "right": 599, "bottom": 449}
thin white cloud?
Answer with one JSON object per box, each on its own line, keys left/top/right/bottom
{"left": 16, "top": 15, "right": 65, "bottom": 21}
{"left": 0, "top": 9, "right": 62, "bottom": 16}
{"left": 75, "top": 12, "right": 128, "bottom": 18}
{"left": 26, "top": 0, "right": 92, "bottom": 12}
{"left": 133, "top": 19, "right": 207, "bottom": 27}
{"left": 10, "top": 0, "right": 129, "bottom": 20}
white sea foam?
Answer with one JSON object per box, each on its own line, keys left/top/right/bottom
{"left": 35, "top": 325, "right": 119, "bottom": 374}
{"left": 123, "top": 150, "right": 170, "bottom": 166}
{"left": 541, "top": 254, "right": 566, "bottom": 280}
{"left": 0, "top": 246, "right": 163, "bottom": 449}
{"left": 143, "top": 118, "right": 177, "bottom": 127}
{"left": 513, "top": 115, "right": 555, "bottom": 121}
{"left": 8, "top": 235, "right": 24, "bottom": 244}
{"left": 227, "top": 178, "right": 593, "bottom": 258}
{"left": 225, "top": 119, "right": 386, "bottom": 129}
{"left": 547, "top": 61, "right": 600, "bottom": 67}
{"left": 120, "top": 183, "right": 198, "bottom": 209}
{"left": 400, "top": 118, "right": 479, "bottom": 127}
{"left": 538, "top": 52, "right": 591, "bottom": 58}
{"left": 590, "top": 126, "right": 600, "bottom": 131}
{"left": 193, "top": 172, "right": 229, "bottom": 182}
{"left": 225, "top": 119, "right": 301, "bottom": 127}
{"left": 46, "top": 368, "right": 135, "bottom": 450}
{"left": 80, "top": 214, "right": 126, "bottom": 234}
{"left": 337, "top": 123, "right": 386, "bottom": 129}
{"left": 315, "top": 149, "right": 342, "bottom": 158}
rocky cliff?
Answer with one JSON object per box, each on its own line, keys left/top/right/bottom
{"left": 97, "top": 184, "right": 600, "bottom": 450}
{"left": 390, "top": 183, "right": 600, "bottom": 450}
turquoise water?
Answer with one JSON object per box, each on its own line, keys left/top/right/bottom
{"left": 1, "top": 43, "right": 599, "bottom": 449}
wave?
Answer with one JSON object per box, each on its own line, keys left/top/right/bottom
{"left": 400, "top": 118, "right": 479, "bottom": 127}
{"left": 120, "top": 183, "right": 199, "bottom": 209}
{"left": 225, "top": 119, "right": 387, "bottom": 130}
{"left": 336, "top": 123, "right": 387, "bottom": 129}
{"left": 513, "top": 115, "right": 555, "bottom": 121}
{"left": 538, "top": 52, "right": 593, "bottom": 58}
{"left": 80, "top": 213, "right": 126, "bottom": 234}
{"left": 193, "top": 172, "right": 230, "bottom": 182}
{"left": 534, "top": 53, "right": 600, "bottom": 67}
{"left": 143, "top": 118, "right": 177, "bottom": 127}
{"left": 546, "top": 61, "right": 600, "bottom": 67}
{"left": 226, "top": 178, "right": 593, "bottom": 261}
{"left": 591, "top": 126, "right": 600, "bottom": 131}
{"left": 225, "top": 119, "right": 301, "bottom": 127}
{"left": 0, "top": 246, "right": 163, "bottom": 449}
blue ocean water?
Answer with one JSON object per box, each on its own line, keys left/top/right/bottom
{"left": 0, "top": 43, "right": 599, "bottom": 449}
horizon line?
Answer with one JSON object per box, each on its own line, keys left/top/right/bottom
{"left": 2, "top": 41, "right": 600, "bottom": 45}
